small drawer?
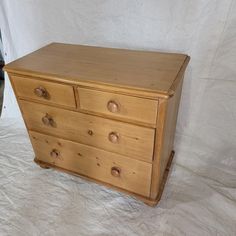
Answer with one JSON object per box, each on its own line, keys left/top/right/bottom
{"left": 30, "top": 131, "right": 152, "bottom": 197}
{"left": 20, "top": 100, "right": 155, "bottom": 162}
{"left": 10, "top": 75, "right": 76, "bottom": 108}
{"left": 77, "top": 87, "right": 158, "bottom": 125}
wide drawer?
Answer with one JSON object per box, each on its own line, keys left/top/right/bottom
{"left": 11, "top": 75, "right": 76, "bottom": 108}
{"left": 21, "top": 100, "right": 155, "bottom": 162}
{"left": 30, "top": 131, "right": 152, "bottom": 197}
{"left": 77, "top": 87, "right": 158, "bottom": 125}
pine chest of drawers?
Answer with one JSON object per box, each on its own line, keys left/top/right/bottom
{"left": 4, "top": 43, "right": 189, "bottom": 206}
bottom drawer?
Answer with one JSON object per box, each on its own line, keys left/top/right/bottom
{"left": 29, "top": 131, "right": 152, "bottom": 197}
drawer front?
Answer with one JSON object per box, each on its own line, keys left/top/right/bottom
{"left": 30, "top": 131, "right": 152, "bottom": 197}
{"left": 11, "top": 75, "right": 76, "bottom": 108}
{"left": 21, "top": 100, "right": 155, "bottom": 162}
{"left": 78, "top": 87, "right": 158, "bottom": 125}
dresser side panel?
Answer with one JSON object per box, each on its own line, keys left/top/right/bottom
{"left": 150, "top": 98, "right": 167, "bottom": 199}
{"left": 150, "top": 75, "right": 184, "bottom": 199}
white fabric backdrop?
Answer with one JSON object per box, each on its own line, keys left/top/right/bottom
{"left": 0, "top": 1, "right": 235, "bottom": 235}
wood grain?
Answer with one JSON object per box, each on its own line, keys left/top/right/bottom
{"left": 4, "top": 43, "right": 189, "bottom": 97}
{"left": 11, "top": 75, "right": 76, "bottom": 108}
{"left": 78, "top": 86, "right": 158, "bottom": 125}
{"left": 150, "top": 75, "right": 184, "bottom": 199}
{"left": 30, "top": 131, "right": 152, "bottom": 197}
{"left": 34, "top": 149, "right": 175, "bottom": 206}
{"left": 20, "top": 100, "right": 155, "bottom": 162}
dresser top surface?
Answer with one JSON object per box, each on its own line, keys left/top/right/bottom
{"left": 4, "top": 43, "right": 189, "bottom": 96}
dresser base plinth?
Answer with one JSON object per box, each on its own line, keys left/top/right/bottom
{"left": 34, "top": 151, "right": 174, "bottom": 207}
{"left": 37, "top": 161, "right": 51, "bottom": 169}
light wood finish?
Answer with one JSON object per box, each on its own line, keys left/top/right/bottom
{"left": 34, "top": 149, "right": 175, "bottom": 206}
{"left": 30, "top": 131, "right": 152, "bottom": 197}
{"left": 20, "top": 100, "right": 155, "bottom": 162}
{"left": 11, "top": 75, "right": 76, "bottom": 108}
{"left": 4, "top": 43, "right": 189, "bottom": 206}
{"left": 160, "top": 77, "right": 184, "bottom": 179}
{"left": 78, "top": 87, "right": 158, "bottom": 125}
{"left": 150, "top": 77, "right": 184, "bottom": 199}
{"left": 4, "top": 43, "right": 189, "bottom": 97}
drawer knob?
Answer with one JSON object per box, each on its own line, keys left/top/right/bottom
{"left": 50, "top": 149, "right": 60, "bottom": 158}
{"left": 87, "top": 129, "right": 94, "bottom": 136}
{"left": 34, "top": 86, "right": 48, "bottom": 98}
{"left": 108, "top": 132, "right": 119, "bottom": 143}
{"left": 111, "top": 167, "right": 121, "bottom": 177}
{"left": 42, "top": 114, "right": 54, "bottom": 126}
{"left": 107, "top": 100, "right": 119, "bottom": 113}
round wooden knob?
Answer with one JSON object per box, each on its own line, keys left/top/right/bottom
{"left": 111, "top": 167, "right": 121, "bottom": 177}
{"left": 50, "top": 149, "right": 60, "bottom": 158}
{"left": 34, "top": 86, "right": 48, "bottom": 98}
{"left": 107, "top": 100, "right": 119, "bottom": 113}
{"left": 42, "top": 114, "right": 54, "bottom": 126}
{"left": 108, "top": 132, "right": 119, "bottom": 143}
{"left": 87, "top": 130, "right": 94, "bottom": 136}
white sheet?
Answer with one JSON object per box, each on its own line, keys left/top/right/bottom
{"left": 0, "top": 0, "right": 236, "bottom": 235}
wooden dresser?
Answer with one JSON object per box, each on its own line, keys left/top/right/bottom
{"left": 4, "top": 43, "right": 189, "bottom": 206}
